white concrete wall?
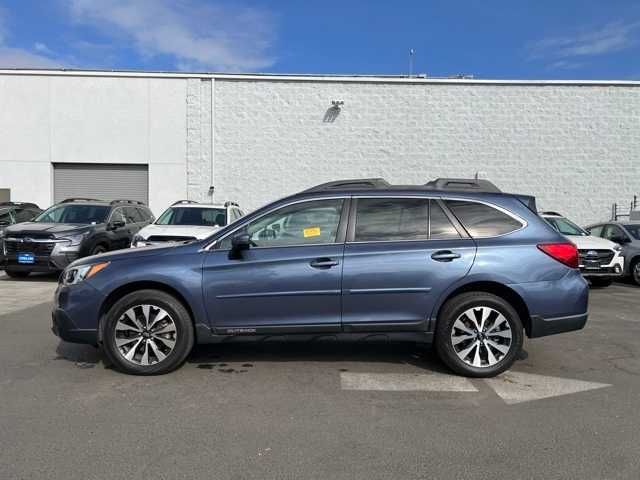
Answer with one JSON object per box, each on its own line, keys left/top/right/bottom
{"left": 0, "top": 75, "right": 187, "bottom": 215}
{"left": 213, "top": 80, "right": 640, "bottom": 225}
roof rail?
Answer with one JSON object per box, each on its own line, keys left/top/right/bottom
{"left": 305, "top": 178, "right": 391, "bottom": 192}
{"left": 60, "top": 197, "right": 103, "bottom": 203}
{"left": 424, "top": 178, "right": 502, "bottom": 193}
{"left": 171, "top": 200, "right": 199, "bottom": 206}
{"left": 110, "top": 199, "right": 146, "bottom": 206}
{"left": 0, "top": 201, "right": 40, "bottom": 209}
{"left": 539, "top": 211, "right": 563, "bottom": 216}
{"left": 224, "top": 201, "right": 239, "bottom": 207}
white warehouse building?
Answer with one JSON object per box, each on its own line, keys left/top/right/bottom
{"left": 0, "top": 69, "right": 638, "bottom": 224}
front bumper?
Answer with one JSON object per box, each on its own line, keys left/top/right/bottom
{"left": 51, "top": 281, "right": 103, "bottom": 345}
{"left": 579, "top": 252, "right": 624, "bottom": 278}
{"left": 3, "top": 251, "right": 80, "bottom": 272}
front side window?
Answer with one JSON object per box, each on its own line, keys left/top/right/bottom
{"left": 0, "top": 209, "right": 13, "bottom": 226}
{"left": 156, "top": 207, "right": 227, "bottom": 227}
{"left": 219, "top": 199, "right": 344, "bottom": 249}
{"left": 544, "top": 216, "right": 587, "bottom": 236}
{"left": 587, "top": 225, "right": 604, "bottom": 237}
{"left": 35, "top": 205, "right": 110, "bottom": 225}
{"left": 603, "top": 225, "right": 628, "bottom": 242}
{"left": 123, "top": 207, "right": 142, "bottom": 223}
{"left": 446, "top": 200, "right": 523, "bottom": 237}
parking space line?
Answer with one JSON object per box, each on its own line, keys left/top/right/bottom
{"left": 340, "top": 372, "right": 478, "bottom": 392}
{"left": 485, "top": 371, "right": 611, "bottom": 404}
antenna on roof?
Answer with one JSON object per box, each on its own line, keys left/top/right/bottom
{"left": 408, "top": 48, "right": 415, "bottom": 77}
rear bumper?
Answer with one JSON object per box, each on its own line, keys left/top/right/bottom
{"left": 529, "top": 312, "right": 588, "bottom": 338}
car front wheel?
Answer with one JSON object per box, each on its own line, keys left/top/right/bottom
{"left": 102, "top": 289, "right": 194, "bottom": 375}
{"left": 435, "top": 292, "right": 523, "bottom": 378}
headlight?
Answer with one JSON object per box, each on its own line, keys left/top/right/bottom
{"left": 62, "top": 262, "right": 110, "bottom": 285}
{"left": 613, "top": 244, "right": 623, "bottom": 252}
{"left": 63, "top": 232, "right": 89, "bottom": 246}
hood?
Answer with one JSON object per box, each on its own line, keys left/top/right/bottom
{"left": 69, "top": 242, "right": 187, "bottom": 268}
{"left": 3, "top": 222, "right": 94, "bottom": 237}
{"left": 565, "top": 234, "right": 619, "bottom": 250}
{"left": 138, "top": 223, "right": 221, "bottom": 240}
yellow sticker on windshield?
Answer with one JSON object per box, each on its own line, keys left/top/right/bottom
{"left": 303, "top": 227, "right": 321, "bottom": 238}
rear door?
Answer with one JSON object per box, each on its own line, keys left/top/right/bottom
{"left": 341, "top": 197, "right": 476, "bottom": 331}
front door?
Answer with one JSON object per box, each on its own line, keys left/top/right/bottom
{"left": 341, "top": 197, "right": 476, "bottom": 331}
{"left": 203, "top": 198, "right": 348, "bottom": 334}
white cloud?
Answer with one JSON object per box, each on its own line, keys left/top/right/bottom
{"left": 529, "top": 20, "right": 640, "bottom": 62}
{"left": 68, "top": 0, "right": 277, "bottom": 72}
{"left": 0, "top": 8, "right": 64, "bottom": 68}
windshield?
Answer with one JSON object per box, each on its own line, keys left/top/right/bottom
{"left": 623, "top": 224, "right": 640, "bottom": 240}
{"left": 34, "top": 204, "right": 110, "bottom": 224}
{"left": 156, "top": 207, "right": 227, "bottom": 226}
{"left": 544, "top": 216, "right": 587, "bottom": 236}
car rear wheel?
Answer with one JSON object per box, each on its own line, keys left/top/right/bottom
{"left": 4, "top": 269, "right": 30, "bottom": 278}
{"left": 102, "top": 289, "right": 194, "bottom": 375}
{"left": 435, "top": 292, "right": 523, "bottom": 378}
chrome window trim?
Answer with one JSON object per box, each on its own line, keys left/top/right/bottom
{"left": 348, "top": 195, "right": 527, "bottom": 242}
{"left": 202, "top": 196, "right": 349, "bottom": 251}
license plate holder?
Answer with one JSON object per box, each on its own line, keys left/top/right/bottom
{"left": 17, "top": 252, "right": 35, "bottom": 264}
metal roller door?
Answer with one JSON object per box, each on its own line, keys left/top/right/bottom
{"left": 53, "top": 163, "right": 149, "bottom": 205}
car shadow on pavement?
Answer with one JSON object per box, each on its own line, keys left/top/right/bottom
{"left": 0, "top": 271, "right": 60, "bottom": 282}
{"left": 55, "top": 341, "right": 102, "bottom": 367}
{"left": 187, "top": 342, "right": 453, "bottom": 374}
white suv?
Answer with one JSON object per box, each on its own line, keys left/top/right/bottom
{"left": 131, "top": 201, "right": 244, "bottom": 247}
{"left": 540, "top": 211, "right": 624, "bottom": 287}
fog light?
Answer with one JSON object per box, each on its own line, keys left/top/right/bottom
{"left": 614, "top": 264, "right": 622, "bottom": 274}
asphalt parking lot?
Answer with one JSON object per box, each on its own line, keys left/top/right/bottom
{"left": 1, "top": 272, "right": 639, "bottom": 479}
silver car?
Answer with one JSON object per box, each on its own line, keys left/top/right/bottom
{"left": 585, "top": 222, "right": 640, "bottom": 285}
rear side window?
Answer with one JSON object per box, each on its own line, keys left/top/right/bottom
{"left": 123, "top": 207, "right": 143, "bottom": 223}
{"left": 446, "top": 200, "right": 523, "bottom": 237}
{"left": 355, "top": 198, "right": 428, "bottom": 242}
{"left": 137, "top": 207, "right": 152, "bottom": 222}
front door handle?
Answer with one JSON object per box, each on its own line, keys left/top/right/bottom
{"left": 431, "top": 250, "right": 462, "bottom": 262}
{"left": 310, "top": 258, "right": 339, "bottom": 269}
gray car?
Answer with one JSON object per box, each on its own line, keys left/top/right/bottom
{"left": 585, "top": 222, "right": 640, "bottom": 285}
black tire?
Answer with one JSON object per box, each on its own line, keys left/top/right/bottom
{"left": 631, "top": 258, "right": 640, "bottom": 286}
{"left": 589, "top": 278, "right": 612, "bottom": 288}
{"left": 435, "top": 292, "right": 524, "bottom": 378}
{"left": 91, "top": 244, "right": 107, "bottom": 255}
{"left": 4, "top": 269, "right": 30, "bottom": 278}
{"left": 101, "top": 289, "right": 194, "bottom": 375}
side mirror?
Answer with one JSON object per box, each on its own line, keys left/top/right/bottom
{"left": 231, "top": 233, "right": 252, "bottom": 251}
{"left": 109, "top": 220, "right": 125, "bottom": 230}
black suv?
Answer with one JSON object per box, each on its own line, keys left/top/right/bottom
{"left": 1, "top": 198, "right": 154, "bottom": 278}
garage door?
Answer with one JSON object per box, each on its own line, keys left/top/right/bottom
{"left": 53, "top": 163, "right": 149, "bottom": 205}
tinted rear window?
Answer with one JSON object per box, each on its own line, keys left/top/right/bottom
{"left": 446, "top": 200, "right": 522, "bottom": 237}
{"left": 355, "top": 198, "right": 428, "bottom": 241}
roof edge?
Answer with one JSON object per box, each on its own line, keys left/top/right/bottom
{"left": 0, "top": 68, "right": 639, "bottom": 86}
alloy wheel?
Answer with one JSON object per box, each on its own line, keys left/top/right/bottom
{"left": 114, "top": 304, "right": 177, "bottom": 366}
{"left": 450, "top": 306, "right": 513, "bottom": 368}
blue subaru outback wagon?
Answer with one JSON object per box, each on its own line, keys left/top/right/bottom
{"left": 52, "top": 178, "right": 588, "bottom": 376}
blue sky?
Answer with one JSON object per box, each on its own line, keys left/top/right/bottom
{"left": 0, "top": 0, "right": 639, "bottom": 79}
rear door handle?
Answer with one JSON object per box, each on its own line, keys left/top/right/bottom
{"left": 431, "top": 250, "right": 462, "bottom": 262}
{"left": 310, "top": 258, "right": 339, "bottom": 269}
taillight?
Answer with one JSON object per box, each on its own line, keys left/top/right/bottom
{"left": 537, "top": 243, "right": 579, "bottom": 268}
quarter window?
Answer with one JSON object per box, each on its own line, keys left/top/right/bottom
{"left": 446, "top": 200, "right": 522, "bottom": 237}
{"left": 219, "top": 199, "right": 344, "bottom": 249}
